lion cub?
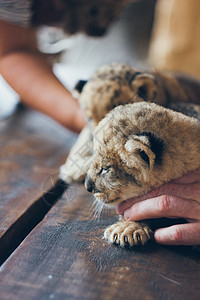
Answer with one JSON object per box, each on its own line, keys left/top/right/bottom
{"left": 60, "top": 63, "right": 200, "bottom": 184}
{"left": 85, "top": 102, "right": 200, "bottom": 246}
{"left": 59, "top": 63, "right": 200, "bottom": 247}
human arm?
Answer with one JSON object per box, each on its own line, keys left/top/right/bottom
{"left": 116, "top": 168, "right": 200, "bottom": 245}
{"left": 0, "top": 20, "right": 86, "bottom": 132}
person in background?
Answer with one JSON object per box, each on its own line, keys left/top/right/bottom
{"left": 0, "top": 0, "right": 132, "bottom": 132}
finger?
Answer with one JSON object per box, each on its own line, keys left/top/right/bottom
{"left": 172, "top": 168, "right": 200, "bottom": 184}
{"left": 117, "top": 181, "right": 200, "bottom": 214}
{"left": 116, "top": 186, "right": 167, "bottom": 214}
{"left": 116, "top": 193, "right": 150, "bottom": 214}
{"left": 158, "top": 182, "right": 200, "bottom": 202}
{"left": 154, "top": 222, "right": 200, "bottom": 245}
{"left": 123, "top": 196, "right": 200, "bottom": 221}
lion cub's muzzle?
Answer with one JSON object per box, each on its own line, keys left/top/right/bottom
{"left": 85, "top": 174, "right": 105, "bottom": 197}
{"left": 85, "top": 174, "right": 95, "bottom": 193}
{"left": 85, "top": 174, "right": 111, "bottom": 203}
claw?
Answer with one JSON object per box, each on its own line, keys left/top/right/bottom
{"left": 124, "top": 235, "right": 128, "bottom": 244}
{"left": 114, "top": 233, "right": 118, "bottom": 243}
{"left": 136, "top": 233, "right": 141, "bottom": 244}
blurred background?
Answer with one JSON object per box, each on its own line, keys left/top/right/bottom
{"left": 0, "top": 0, "right": 156, "bottom": 119}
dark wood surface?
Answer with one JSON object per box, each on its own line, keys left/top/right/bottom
{"left": 0, "top": 106, "right": 76, "bottom": 264}
{"left": 0, "top": 107, "right": 199, "bottom": 299}
{"left": 0, "top": 2, "right": 199, "bottom": 297}
{"left": 0, "top": 183, "right": 200, "bottom": 300}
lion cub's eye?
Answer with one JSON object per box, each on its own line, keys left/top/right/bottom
{"left": 98, "top": 166, "right": 111, "bottom": 175}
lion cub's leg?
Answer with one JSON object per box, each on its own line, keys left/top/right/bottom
{"left": 59, "top": 125, "right": 93, "bottom": 183}
{"left": 104, "top": 219, "right": 153, "bottom": 247}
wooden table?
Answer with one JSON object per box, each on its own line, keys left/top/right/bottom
{"left": 0, "top": 106, "right": 199, "bottom": 300}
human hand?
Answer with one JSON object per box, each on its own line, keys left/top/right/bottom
{"left": 0, "top": 20, "right": 86, "bottom": 133}
{"left": 116, "top": 168, "right": 200, "bottom": 245}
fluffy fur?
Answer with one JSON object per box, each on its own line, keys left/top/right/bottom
{"left": 86, "top": 102, "right": 200, "bottom": 246}
{"left": 59, "top": 63, "right": 200, "bottom": 247}
{"left": 60, "top": 63, "right": 200, "bottom": 184}
{"left": 86, "top": 102, "right": 200, "bottom": 203}
{"left": 79, "top": 63, "right": 200, "bottom": 125}
{"left": 32, "top": 0, "right": 131, "bottom": 36}
{"left": 62, "top": 0, "right": 132, "bottom": 36}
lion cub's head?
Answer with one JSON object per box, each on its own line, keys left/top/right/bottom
{"left": 76, "top": 63, "right": 157, "bottom": 126}
{"left": 85, "top": 102, "right": 164, "bottom": 206}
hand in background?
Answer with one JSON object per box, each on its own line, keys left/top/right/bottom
{"left": 117, "top": 168, "right": 200, "bottom": 245}
{"left": 0, "top": 20, "right": 86, "bottom": 133}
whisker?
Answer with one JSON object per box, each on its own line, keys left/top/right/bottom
{"left": 90, "top": 199, "right": 105, "bottom": 220}
{"left": 89, "top": 199, "right": 98, "bottom": 217}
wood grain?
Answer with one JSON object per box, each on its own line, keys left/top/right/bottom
{"left": 0, "top": 106, "right": 76, "bottom": 263}
{"left": 0, "top": 2, "right": 199, "bottom": 298}
{"left": 0, "top": 184, "right": 199, "bottom": 300}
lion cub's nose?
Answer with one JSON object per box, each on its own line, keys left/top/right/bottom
{"left": 85, "top": 174, "right": 95, "bottom": 193}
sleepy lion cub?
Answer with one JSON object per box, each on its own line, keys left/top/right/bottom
{"left": 60, "top": 63, "right": 200, "bottom": 184}
{"left": 59, "top": 63, "right": 200, "bottom": 247}
{"left": 85, "top": 102, "right": 200, "bottom": 246}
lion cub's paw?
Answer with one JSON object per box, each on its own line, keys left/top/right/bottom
{"left": 59, "top": 125, "right": 93, "bottom": 184}
{"left": 60, "top": 155, "right": 91, "bottom": 184}
{"left": 104, "top": 220, "right": 153, "bottom": 247}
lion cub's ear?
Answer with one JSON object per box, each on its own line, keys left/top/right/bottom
{"left": 72, "top": 80, "right": 88, "bottom": 98}
{"left": 124, "top": 135, "right": 155, "bottom": 169}
{"left": 121, "top": 132, "right": 164, "bottom": 170}
{"left": 130, "top": 73, "right": 157, "bottom": 101}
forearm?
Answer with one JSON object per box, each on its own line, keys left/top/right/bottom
{"left": 0, "top": 50, "right": 85, "bottom": 132}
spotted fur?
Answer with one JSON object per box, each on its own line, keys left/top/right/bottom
{"left": 60, "top": 63, "right": 200, "bottom": 184}
{"left": 59, "top": 63, "right": 200, "bottom": 247}
{"left": 86, "top": 102, "right": 200, "bottom": 204}
{"left": 85, "top": 102, "right": 200, "bottom": 247}
{"left": 78, "top": 63, "right": 200, "bottom": 125}
{"left": 62, "top": 0, "right": 131, "bottom": 36}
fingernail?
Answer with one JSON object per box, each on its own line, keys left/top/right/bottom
{"left": 124, "top": 209, "right": 130, "bottom": 220}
